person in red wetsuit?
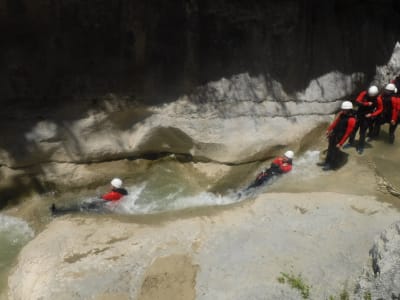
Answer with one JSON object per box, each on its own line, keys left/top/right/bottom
{"left": 372, "top": 83, "right": 400, "bottom": 144}
{"left": 318, "top": 101, "right": 356, "bottom": 171}
{"left": 246, "top": 150, "right": 294, "bottom": 189}
{"left": 346, "top": 85, "right": 383, "bottom": 154}
{"left": 102, "top": 178, "right": 128, "bottom": 201}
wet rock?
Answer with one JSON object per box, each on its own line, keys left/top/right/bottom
{"left": 8, "top": 192, "right": 400, "bottom": 300}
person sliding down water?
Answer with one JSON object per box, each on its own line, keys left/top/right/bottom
{"left": 101, "top": 178, "right": 128, "bottom": 201}
{"left": 245, "top": 150, "right": 294, "bottom": 190}
{"left": 50, "top": 178, "right": 128, "bottom": 216}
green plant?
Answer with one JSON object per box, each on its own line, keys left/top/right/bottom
{"left": 277, "top": 276, "right": 285, "bottom": 284}
{"left": 363, "top": 291, "right": 372, "bottom": 300}
{"left": 340, "top": 289, "right": 349, "bottom": 300}
{"left": 277, "top": 272, "right": 311, "bottom": 299}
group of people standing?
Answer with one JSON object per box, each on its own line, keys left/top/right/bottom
{"left": 318, "top": 76, "right": 400, "bottom": 171}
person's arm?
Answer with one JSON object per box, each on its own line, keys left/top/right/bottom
{"left": 327, "top": 111, "right": 342, "bottom": 133}
{"left": 355, "top": 91, "right": 368, "bottom": 106}
{"left": 369, "top": 96, "right": 383, "bottom": 117}
{"left": 391, "top": 97, "right": 400, "bottom": 124}
{"left": 338, "top": 117, "right": 356, "bottom": 146}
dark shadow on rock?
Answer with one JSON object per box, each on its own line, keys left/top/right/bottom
{"left": 1, "top": 0, "right": 400, "bottom": 205}
{"left": 335, "top": 150, "right": 349, "bottom": 170}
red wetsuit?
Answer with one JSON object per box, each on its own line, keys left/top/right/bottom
{"left": 355, "top": 90, "right": 383, "bottom": 117}
{"left": 390, "top": 96, "right": 400, "bottom": 123}
{"left": 327, "top": 111, "right": 356, "bottom": 146}
{"left": 102, "top": 188, "right": 128, "bottom": 202}
{"left": 271, "top": 156, "right": 292, "bottom": 173}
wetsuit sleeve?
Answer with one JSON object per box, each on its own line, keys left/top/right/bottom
{"left": 355, "top": 91, "right": 368, "bottom": 106}
{"left": 370, "top": 96, "right": 383, "bottom": 117}
{"left": 391, "top": 97, "right": 400, "bottom": 123}
{"left": 338, "top": 117, "right": 356, "bottom": 146}
{"left": 327, "top": 112, "right": 342, "bottom": 132}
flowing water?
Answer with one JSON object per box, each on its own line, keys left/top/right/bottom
{"left": 1, "top": 131, "right": 400, "bottom": 298}
{"left": 0, "top": 215, "right": 34, "bottom": 299}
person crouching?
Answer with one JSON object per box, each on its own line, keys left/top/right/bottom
{"left": 318, "top": 101, "right": 356, "bottom": 171}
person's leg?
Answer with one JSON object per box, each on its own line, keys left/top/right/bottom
{"left": 366, "top": 118, "right": 374, "bottom": 140}
{"left": 389, "top": 123, "right": 398, "bottom": 144}
{"left": 322, "top": 135, "right": 338, "bottom": 170}
{"left": 371, "top": 116, "right": 383, "bottom": 138}
{"left": 80, "top": 199, "right": 106, "bottom": 212}
{"left": 357, "top": 118, "right": 368, "bottom": 153}
{"left": 246, "top": 172, "right": 272, "bottom": 189}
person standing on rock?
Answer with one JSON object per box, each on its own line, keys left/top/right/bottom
{"left": 372, "top": 83, "right": 400, "bottom": 143}
{"left": 318, "top": 101, "right": 356, "bottom": 171}
{"left": 345, "top": 85, "right": 383, "bottom": 154}
{"left": 245, "top": 150, "right": 294, "bottom": 189}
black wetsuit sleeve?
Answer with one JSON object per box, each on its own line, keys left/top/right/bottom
{"left": 116, "top": 188, "right": 128, "bottom": 195}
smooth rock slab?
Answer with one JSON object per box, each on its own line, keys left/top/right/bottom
{"left": 8, "top": 192, "right": 400, "bottom": 300}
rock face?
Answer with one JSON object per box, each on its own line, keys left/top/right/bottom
{"left": 1, "top": 0, "right": 400, "bottom": 101}
{"left": 354, "top": 221, "right": 400, "bottom": 300}
{"left": 0, "top": 70, "right": 351, "bottom": 204}
{"left": 1, "top": 0, "right": 400, "bottom": 201}
{"left": 8, "top": 192, "right": 400, "bottom": 300}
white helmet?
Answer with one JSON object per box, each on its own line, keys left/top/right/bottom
{"left": 385, "top": 83, "right": 396, "bottom": 92}
{"left": 341, "top": 101, "right": 353, "bottom": 110}
{"left": 367, "top": 85, "right": 379, "bottom": 97}
{"left": 284, "top": 150, "right": 294, "bottom": 159}
{"left": 110, "top": 178, "right": 122, "bottom": 188}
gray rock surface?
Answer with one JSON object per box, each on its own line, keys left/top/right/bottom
{"left": 354, "top": 221, "right": 400, "bottom": 300}
{"left": 8, "top": 192, "right": 400, "bottom": 300}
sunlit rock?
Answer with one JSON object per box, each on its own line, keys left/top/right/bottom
{"left": 374, "top": 42, "right": 400, "bottom": 87}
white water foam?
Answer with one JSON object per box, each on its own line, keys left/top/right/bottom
{"left": 78, "top": 151, "right": 323, "bottom": 215}
{"left": 113, "top": 187, "right": 240, "bottom": 215}
{"left": 0, "top": 214, "right": 34, "bottom": 244}
{"left": 290, "top": 150, "right": 321, "bottom": 178}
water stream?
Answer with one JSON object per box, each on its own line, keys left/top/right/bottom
{"left": 0, "top": 215, "right": 34, "bottom": 299}
{"left": 1, "top": 134, "right": 400, "bottom": 298}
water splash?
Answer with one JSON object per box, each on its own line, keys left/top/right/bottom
{"left": 0, "top": 214, "right": 35, "bottom": 292}
{"left": 76, "top": 151, "right": 323, "bottom": 215}
{"left": 0, "top": 214, "right": 34, "bottom": 244}
{"left": 113, "top": 186, "right": 239, "bottom": 215}
{"left": 290, "top": 150, "right": 321, "bottom": 178}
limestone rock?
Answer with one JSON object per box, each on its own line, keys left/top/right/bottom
{"left": 354, "top": 221, "right": 400, "bottom": 300}
{"left": 8, "top": 192, "right": 400, "bottom": 300}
